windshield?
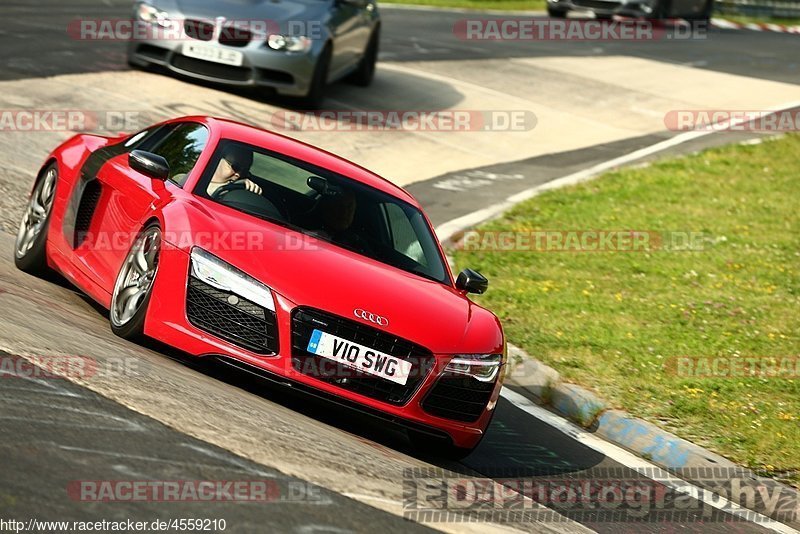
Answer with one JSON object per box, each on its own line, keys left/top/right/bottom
{"left": 195, "top": 140, "right": 450, "bottom": 284}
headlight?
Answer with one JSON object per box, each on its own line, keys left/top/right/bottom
{"left": 190, "top": 248, "right": 275, "bottom": 312}
{"left": 136, "top": 2, "right": 169, "bottom": 27}
{"left": 267, "top": 34, "right": 312, "bottom": 53}
{"left": 445, "top": 354, "right": 503, "bottom": 383}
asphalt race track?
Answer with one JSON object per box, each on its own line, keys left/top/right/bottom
{"left": 1, "top": 1, "right": 799, "bottom": 533}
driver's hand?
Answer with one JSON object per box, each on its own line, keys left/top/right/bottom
{"left": 242, "top": 179, "right": 262, "bottom": 195}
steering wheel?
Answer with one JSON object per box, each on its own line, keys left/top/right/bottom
{"left": 211, "top": 180, "right": 249, "bottom": 200}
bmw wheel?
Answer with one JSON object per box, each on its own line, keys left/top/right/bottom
{"left": 349, "top": 28, "right": 379, "bottom": 87}
{"left": 300, "top": 45, "right": 332, "bottom": 110}
{"left": 15, "top": 164, "right": 58, "bottom": 275}
{"left": 110, "top": 223, "right": 162, "bottom": 340}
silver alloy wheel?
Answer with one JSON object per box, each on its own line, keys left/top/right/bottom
{"left": 110, "top": 226, "right": 161, "bottom": 327}
{"left": 15, "top": 168, "right": 57, "bottom": 259}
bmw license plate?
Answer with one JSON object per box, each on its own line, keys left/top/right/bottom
{"left": 306, "top": 329, "right": 412, "bottom": 386}
{"left": 182, "top": 43, "right": 244, "bottom": 67}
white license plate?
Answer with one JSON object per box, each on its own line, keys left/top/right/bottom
{"left": 306, "top": 329, "right": 412, "bottom": 386}
{"left": 182, "top": 43, "right": 244, "bottom": 67}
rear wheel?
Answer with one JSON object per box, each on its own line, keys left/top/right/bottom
{"left": 547, "top": 5, "right": 568, "bottom": 17}
{"left": 14, "top": 164, "right": 58, "bottom": 275}
{"left": 348, "top": 28, "right": 379, "bottom": 87}
{"left": 110, "top": 223, "right": 162, "bottom": 340}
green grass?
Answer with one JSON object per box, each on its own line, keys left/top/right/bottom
{"left": 380, "top": 0, "right": 546, "bottom": 11}
{"left": 454, "top": 135, "right": 800, "bottom": 486}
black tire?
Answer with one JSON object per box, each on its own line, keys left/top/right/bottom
{"left": 547, "top": 5, "right": 568, "bottom": 17}
{"left": 348, "top": 28, "right": 379, "bottom": 87}
{"left": 685, "top": 0, "right": 713, "bottom": 21}
{"left": 109, "top": 223, "right": 162, "bottom": 340}
{"left": 14, "top": 164, "right": 58, "bottom": 276}
{"left": 408, "top": 430, "right": 476, "bottom": 461}
{"left": 299, "top": 45, "right": 332, "bottom": 110}
{"left": 653, "top": 0, "right": 673, "bottom": 19}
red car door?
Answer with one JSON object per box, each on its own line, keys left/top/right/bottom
{"left": 71, "top": 122, "right": 210, "bottom": 293}
{"left": 71, "top": 151, "right": 173, "bottom": 292}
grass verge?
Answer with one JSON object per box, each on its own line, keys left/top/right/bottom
{"left": 454, "top": 135, "right": 800, "bottom": 486}
{"left": 379, "top": 0, "right": 546, "bottom": 11}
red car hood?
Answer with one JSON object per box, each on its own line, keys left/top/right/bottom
{"left": 179, "top": 201, "right": 502, "bottom": 355}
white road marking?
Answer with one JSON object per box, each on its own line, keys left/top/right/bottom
{"left": 56, "top": 445, "right": 279, "bottom": 476}
{"left": 181, "top": 442, "right": 281, "bottom": 478}
{"left": 436, "top": 100, "right": 800, "bottom": 243}
{"left": 2, "top": 399, "right": 146, "bottom": 431}
{"left": 500, "top": 388, "right": 799, "bottom": 533}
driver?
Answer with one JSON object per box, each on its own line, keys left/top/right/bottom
{"left": 207, "top": 145, "right": 262, "bottom": 196}
{"left": 316, "top": 189, "right": 370, "bottom": 253}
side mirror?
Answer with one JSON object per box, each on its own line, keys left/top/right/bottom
{"left": 129, "top": 150, "right": 169, "bottom": 181}
{"left": 455, "top": 268, "right": 488, "bottom": 294}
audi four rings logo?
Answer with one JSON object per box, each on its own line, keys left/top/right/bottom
{"left": 354, "top": 309, "right": 389, "bottom": 326}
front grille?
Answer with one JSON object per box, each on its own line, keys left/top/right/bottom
{"left": 184, "top": 19, "right": 214, "bottom": 41}
{"left": 186, "top": 277, "right": 279, "bottom": 354}
{"left": 291, "top": 308, "right": 435, "bottom": 406}
{"left": 219, "top": 25, "right": 251, "bottom": 47}
{"left": 74, "top": 180, "right": 102, "bottom": 248}
{"left": 171, "top": 55, "right": 252, "bottom": 82}
{"left": 134, "top": 44, "right": 169, "bottom": 62}
{"left": 573, "top": 0, "right": 619, "bottom": 8}
{"left": 421, "top": 372, "right": 496, "bottom": 422}
{"left": 258, "top": 68, "right": 294, "bottom": 85}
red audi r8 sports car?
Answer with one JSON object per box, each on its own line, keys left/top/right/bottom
{"left": 14, "top": 116, "right": 505, "bottom": 457}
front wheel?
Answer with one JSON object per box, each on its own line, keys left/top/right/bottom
{"left": 299, "top": 45, "right": 332, "bottom": 110}
{"left": 15, "top": 164, "right": 58, "bottom": 275}
{"left": 110, "top": 223, "right": 162, "bottom": 340}
{"left": 348, "top": 28, "right": 379, "bottom": 87}
{"left": 547, "top": 5, "right": 568, "bottom": 17}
